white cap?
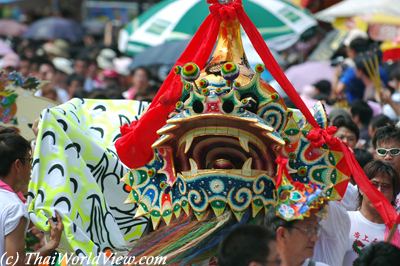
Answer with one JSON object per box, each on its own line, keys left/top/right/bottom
{"left": 343, "top": 29, "right": 368, "bottom": 47}
{"left": 113, "top": 57, "right": 132, "bottom": 76}
{"left": 97, "top": 48, "right": 117, "bottom": 70}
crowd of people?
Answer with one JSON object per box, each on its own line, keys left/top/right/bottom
{"left": 1, "top": 34, "right": 159, "bottom": 103}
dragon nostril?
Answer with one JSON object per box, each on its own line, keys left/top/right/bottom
{"left": 222, "top": 100, "right": 234, "bottom": 113}
{"left": 193, "top": 100, "right": 204, "bottom": 113}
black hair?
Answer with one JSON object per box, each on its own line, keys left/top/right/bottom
{"left": 38, "top": 58, "right": 56, "bottom": 71}
{"left": 19, "top": 55, "right": 30, "bottom": 62}
{"left": 332, "top": 115, "right": 360, "bottom": 141}
{"left": 370, "top": 115, "right": 393, "bottom": 131}
{"left": 353, "top": 241, "right": 400, "bottom": 266}
{"left": 349, "top": 38, "right": 370, "bottom": 54}
{"left": 0, "top": 126, "right": 19, "bottom": 134}
{"left": 218, "top": 224, "right": 276, "bottom": 266}
{"left": 354, "top": 55, "right": 370, "bottom": 77}
{"left": 390, "top": 66, "right": 400, "bottom": 82}
{"left": 313, "top": 80, "right": 332, "bottom": 96}
{"left": 131, "top": 66, "right": 152, "bottom": 80}
{"left": 0, "top": 132, "right": 31, "bottom": 177}
{"left": 354, "top": 148, "right": 373, "bottom": 168}
{"left": 86, "top": 88, "right": 123, "bottom": 100}
{"left": 350, "top": 100, "right": 373, "bottom": 126}
{"left": 328, "top": 108, "right": 352, "bottom": 124}
{"left": 358, "top": 160, "right": 400, "bottom": 207}
{"left": 74, "top": 56, "right": 90, "bottom": 64}
{"left": 372, "top": 125, "right": 400, "bottom": 149}
{"left": 66, "top": 74, "right": 85, "bottom": 86}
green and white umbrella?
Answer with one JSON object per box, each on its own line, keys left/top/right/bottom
{"left": 118, "top": 0, "right": 317, "bottom": 55}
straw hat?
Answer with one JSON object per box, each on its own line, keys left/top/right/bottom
{"left": 52, "top": 57, "right": 73, "bottom": 75}
{"left": 43, "top": 39, "right": 70, "bottom": 58}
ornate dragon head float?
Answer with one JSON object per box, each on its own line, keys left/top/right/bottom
{"left": 114, "top": 0, "right": 398, "bottom": 264}
{"left": 122, "top": 18, "right": 349, "bottom": 228}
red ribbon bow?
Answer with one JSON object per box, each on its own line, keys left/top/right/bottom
{"left": 208, "top": 0, "right": 243, "bottom": 21}
{"left": 307, "top": 126, "right": 338, "bottom": 148}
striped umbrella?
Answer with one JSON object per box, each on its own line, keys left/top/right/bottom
{"left": 119, "top": 0, "right": 317, "bottom": 55}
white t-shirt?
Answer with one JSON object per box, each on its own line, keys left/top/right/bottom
{"left": 343, "top": 211, "right": 397, "bottom": 266}
{"left": 0, "top": 189, "right": 27, "bottom": 265}
{"left": 313, "top": 202, "right": 350, "bottom": 266}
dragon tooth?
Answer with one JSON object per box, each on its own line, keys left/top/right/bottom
{"left": 189, "top": 158, "right": 198, "bottom": 174}
{"left": 242, "top": 158, "right": 252, "bottom": 176}
{"left": 239, "top": 136, "right": 250, "bottom": 153}
{"left": 184, "top": 135, "right": 194, "bottom": 154}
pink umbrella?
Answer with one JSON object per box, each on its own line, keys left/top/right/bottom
{"left": 0, "top": 19, "right": 27, "bottom": 37}
{"left": 284, "top": 61, "right": 336, "bottom": 93}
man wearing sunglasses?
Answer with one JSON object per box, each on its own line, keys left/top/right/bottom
{"left": 373, "top": 125, "right": 400, "bottom": 209}
{"left": 0, "top": 131, "right": 63, "bottom": 266}
{"left": 375, "top": 147, "right": 400, "bottom": 159}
